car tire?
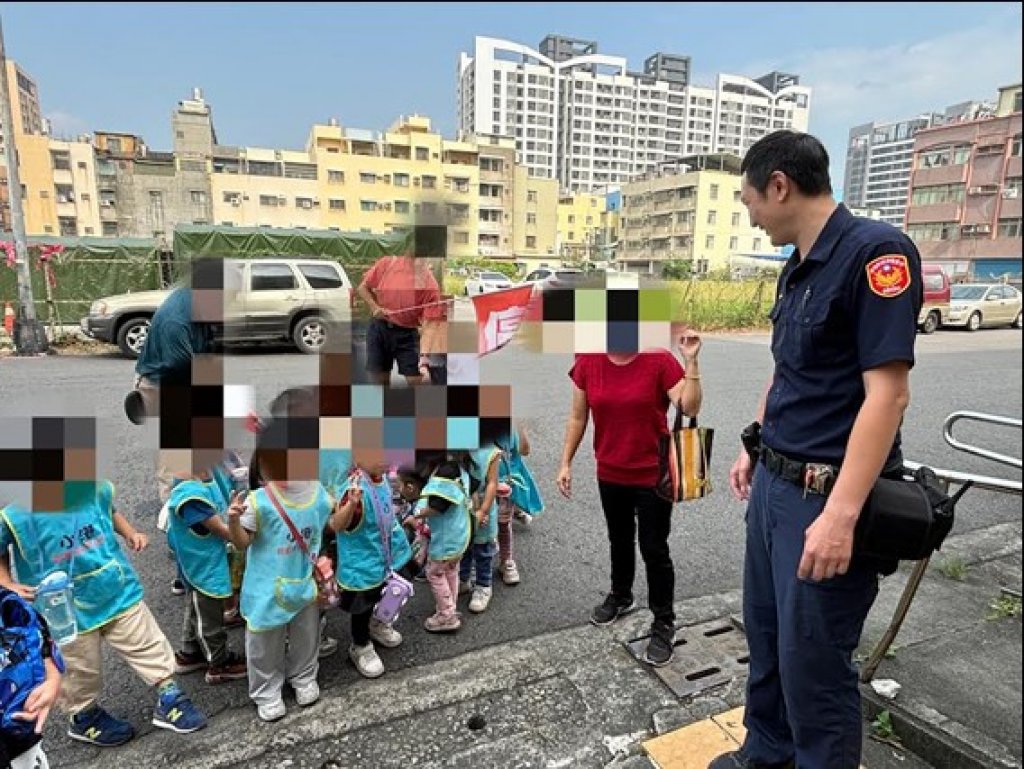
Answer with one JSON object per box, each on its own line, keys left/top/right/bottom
{"left": 116, "top": 317, "right": 151, "bottom": 358}
{"left": 921, "top": 311, "right": 940, "bottom": 334}
{"left": 966, "top": 311, "right": 982, "bottom": 332}
{"left": 293, "top": 316, "right": 327, "bottom": 354}
{"left": 1013, "top": 311, "right": 1022, "bottom": 329}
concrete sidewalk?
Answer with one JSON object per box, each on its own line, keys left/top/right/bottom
{"left": 58, "top": 521, "right": 1020, "bottom": 769}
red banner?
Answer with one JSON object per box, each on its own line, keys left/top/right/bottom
{"left": 472, "top": 284, "right": 535, "bottom": 356}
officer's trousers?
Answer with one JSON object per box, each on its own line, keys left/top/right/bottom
{"left": 741, "top": 463, "right": 879, "bottom": 769}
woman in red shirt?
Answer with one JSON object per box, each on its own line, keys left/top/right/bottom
{"left": 557, "top": 329, "right": 702, "bottom": 666}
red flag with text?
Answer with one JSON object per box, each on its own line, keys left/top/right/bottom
{"left": 472, "top": 284, "right": 535, "bottom": 356}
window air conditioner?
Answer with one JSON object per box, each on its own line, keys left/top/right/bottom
{"left": 1002, "top": 188, "right": 1019, "bottom": 199}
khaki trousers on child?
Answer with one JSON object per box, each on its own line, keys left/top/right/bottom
{"left": 59, "top": 601, "right": 176, "bottom": 715}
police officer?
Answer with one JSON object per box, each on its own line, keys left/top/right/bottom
{"left": 712, "top": 131, "right": 922, "bottom": 769}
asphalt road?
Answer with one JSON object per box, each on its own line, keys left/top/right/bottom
{"left": 0, "top": 327, "right": 1020, "bottom": 765}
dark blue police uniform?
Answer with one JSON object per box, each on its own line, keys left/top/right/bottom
{"left": 742, "top": 204, "right": 923, "bottom": 768}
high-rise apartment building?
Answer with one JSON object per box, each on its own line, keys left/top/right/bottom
{"left": 844, "top": 101, "right": 992, "bottom": 229}
{"left": 457, "top": 35, "right": 811, "bottom": 193}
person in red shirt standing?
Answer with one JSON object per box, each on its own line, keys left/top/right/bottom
{"left": 557, "top": 327, "right": 702, "bottom": 666}
{"left": 357, "top": 248, "right": 447, "bottom": 385}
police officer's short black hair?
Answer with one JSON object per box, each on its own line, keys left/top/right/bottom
{"left": 741, "top": 130, "right": 833, "bottom": 197}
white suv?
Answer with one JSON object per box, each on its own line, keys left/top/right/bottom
{"left": 81, "top": 259, "right": 354, "bottom": 357}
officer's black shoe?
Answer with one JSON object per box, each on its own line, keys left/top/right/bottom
{"left": 707, "top": 751, "right": 795, "bottom": 769}
{"left": 643, "top": 619, "right": 676, "bottom": 666}
{"left": 590, "top": 593, "right": 637, "bottom": 626}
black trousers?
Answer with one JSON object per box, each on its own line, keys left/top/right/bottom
{"left": 597, "top": 481, "right": 675, "bottom": 624}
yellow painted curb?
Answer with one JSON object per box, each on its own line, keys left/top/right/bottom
{"left": 642, "top": 707, "right": 745, "bottom": 768}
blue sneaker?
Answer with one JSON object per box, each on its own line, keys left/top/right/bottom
{"left": 152, "top": 686, "right": 207, "bottom": 734}
{"left": 67, "top": 705, "right": 135, "bottom": 747}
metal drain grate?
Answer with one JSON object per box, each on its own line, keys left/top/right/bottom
{"left": 626, "top": 616, "right": 750, "bottom": 698}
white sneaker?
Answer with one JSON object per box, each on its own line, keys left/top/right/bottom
{"left": 349, "top": 642, "right": 384, "bottom": 679}
{"left": 514, "top": 509, "right": 533, "bottom": 526}
{"left": 469, "top": 586, "right": 492, "bottom": 614}
{"left": 368, "top": 618, "right": 403, "bottom": 648}
{"left": 502, "top": 560, "right": 521, "bottom": 586}
{"left": 293, "top": 681, "right": 320, "bottom": 707}
{"left": 318, "top": 634, "right": 340, "bottom": 659}
{"left": 458, "top": 579, "right": 474, "bottom": 595}
{"left": 257, "top": 699, "right": 287, "bottom": 722}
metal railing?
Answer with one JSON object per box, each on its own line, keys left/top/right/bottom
{"left": 861, "top": 410, "right": 1022, "bottom": 682}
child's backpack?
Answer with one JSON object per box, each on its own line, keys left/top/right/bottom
{"left": 0, "top": 590, "right": 56, "bottom": 737}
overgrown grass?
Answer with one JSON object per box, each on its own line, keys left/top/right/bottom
{"left": 443, "top": 278, "right": 774, "bottom": 331}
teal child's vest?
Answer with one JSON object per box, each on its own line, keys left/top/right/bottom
{"left": 0, "top": 481, "right": 144, "bottom": 634}
{"left": 167, "top": 477, "right": 232, "bottom": 598}
{"left": 419, "top": 470, "right": 472, "bottom": 562}
{"left": 240, "top": 484, "right": 332, "bottom": 632}
{"left": 500, "top": 430, "right": 544, "bottom": 516}
{"left": 470, "top": 446, "right": 502, "bottom": 545}
{"left": 336, "top": 471, "right": 412, "bottom": 591}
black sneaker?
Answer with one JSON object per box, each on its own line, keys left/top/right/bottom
{"left": 707, "top": 751, "right": 795, "bottom": 769}
{"left": 643, "top": 619, "right": 676, "bottom": 666}
{"left": 590, "top": 594, "right": 637, "bottom": 626}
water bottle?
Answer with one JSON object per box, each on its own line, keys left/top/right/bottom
{"left": 35, "top": 570, "right": 78, "bottom": 647}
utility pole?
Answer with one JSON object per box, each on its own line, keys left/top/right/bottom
{"left": 0, "top": 15, "right": 48, "bottom": 354}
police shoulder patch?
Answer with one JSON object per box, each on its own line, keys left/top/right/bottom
{"left": 866, "top": 254, "right": 911, "bottom": 298}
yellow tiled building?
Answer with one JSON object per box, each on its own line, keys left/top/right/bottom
{"left": 619, "top": 154, "right": 774, "bottom": 274}
{"left": 557, "top": 192, "right": 607, "bottom": 261}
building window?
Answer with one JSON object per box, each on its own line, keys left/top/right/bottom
{"left": 39, "top": 190, "right": 49, "bottom": 199}
{"left": 102, "top": 222, "right": 118, "bottom": 236}
{"left": 1012, "top": 134, "right": 1022, "bottom": 158}
{"left": 453, "top": 231, "right": 469, "bottom": 245}
{"left": 395, "top": 200, "right": 411, "bottom": 214}
{"left": 753, "top": 238, "right": 762, "bottom": 251}
{"left": 731, "top": 212, "right": 741, "bottom": 226}
{"left": 911, "top": 183, "right": 966, "bottom": 205}
{"left": 568, "top": 231, "right": 575, "bottom": 241}
{"left": 295, "top": 197, "right": 315, "bottom": 209}
{"left": 394, "top": 173, "right": 410, "bottom": 187}
{"left": 705, "top": 235, "right": 715, "bottom": 249}
{"left": 568, "top": 214, "right": 576, "bottom": 224}
{"left": 729, "top": 236, "right": 739, "bottom": 250}
{"left": 77, "top": 161, "right": 88, "bottom": 170}
{"left": 527, "top": 191, "right": 538, "bottom": 203}
{"left": 328, "top": 170, "right": 344, "bottom": 184}
{"left": 710, "top": 184, "right": 719, "bottom": 200}
{"left": 906, "top": 222, "right": 960, "bottom": 241}
{"left": 58, "top": 217, "right": 77, "bottom": 236}
{"left": 259, "top": 195, "right": 281, "bottom": 207}
{"left": 527, "top": 213, "right": 537, "bottom": 224}
{"left": 190, "top": 190, "right": 207, "bottom": 205}
{"left": 360, "top": 200, "right": 377, "bottom": 212}
{"left": 329, "top": 199, "right": 346, "bottom": 211}
{"left": 84, "top": 227, "right": 94, "bottom": 234}
{"left": 360, "top": 172, "right": 377, "bottom": 184}
{"left": 422, "top": 175, "right": 437, "bottom": 189}
{"left": 50, "top": 151, "right": 71, "bottom": 171}
{"left": 707, "top": 210, "right": 717, "bottom": 225}
{"left": 526, "top": 235, "right": 537, "bottom": 248}
{"left": 415, "top": 147, "right": 429, "bottom": 161}
{"left": 998, "top": 218, "right": 1022, "bottom": 238}
{"left": 55, "top": 184, "right": 74, "bottom": 203}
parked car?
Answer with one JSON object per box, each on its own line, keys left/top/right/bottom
{"left": 81, "top": 259, "right": 354, "bottom": 357}
{"left": 918, "top": 263, "right": 951, "bottom": 334}
{"left": 944, "top": 283, "right": 1023, "bottom": 331}
{"left": 522, "top": 267, "right": 585, "bottom": 289}
{"left": 464, "top": 270, "right": 513, "bottom": 295}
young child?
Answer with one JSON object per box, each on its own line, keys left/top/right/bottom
{"left": 334, "top": 454, "right": 415, "bottom": 677}
{"left": 458, "top": 445, "right": 501, "bottom": 614}
{"left": 226, "top": 418, "right": 335, "bottom": 723}
{"left": 166, "top": 456, "right": 248, "bottom": 685}
{"left": 412, "top": 452, "right": 473, "bottom": 633}
{"left": 0, "top": 480, "right": 207, "bottom": 747}
{"left": 395, "top": 466, "right": 429, "bottom": 580}
{"left": 495, "top": 424, "right": 544, "bottom": 586}
{"left": 1, "top": 586, "right": 63, "bottom": 769}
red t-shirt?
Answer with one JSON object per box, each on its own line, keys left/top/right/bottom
{"left": 360, "top": 256, "right": 444, "bottom": 329}
{"left": 569, "top": 351, "right": 685, "bottom": 487}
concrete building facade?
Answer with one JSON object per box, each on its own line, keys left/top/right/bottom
{"left": 619, "top": 154, "right": 774, "bottom": 275}
{"left": 904, "top": 84, "right": 1022, "bottom": 281}
{"left": 457, "top": 35, "right": 810, "bottom": 194}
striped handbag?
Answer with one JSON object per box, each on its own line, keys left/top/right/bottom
{"left": 656, "top": 406, "right": 714, "bottom": 504}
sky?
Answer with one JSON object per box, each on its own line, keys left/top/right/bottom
{"left": 3, "top": 2, "right": 1021, "bottom": 193}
